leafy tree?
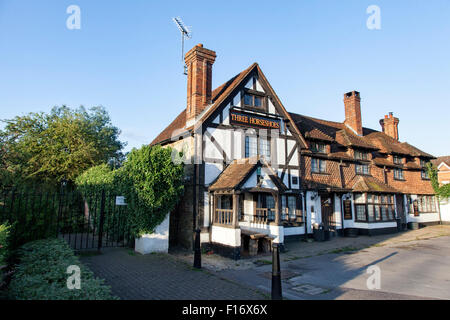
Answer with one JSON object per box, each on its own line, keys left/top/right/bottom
{"left": 0, "top": 106, "right": 125, "bottom": 188}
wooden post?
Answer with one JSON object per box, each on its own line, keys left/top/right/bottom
{"left": 232, "top": 193, "right": 239, "bottom": 227}
{"left": 275, "top": 192, "right": 281, "bottom": 225}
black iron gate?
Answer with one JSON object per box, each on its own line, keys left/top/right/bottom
{"left": 0, "top": 188, "right": 133, "bottom": 251}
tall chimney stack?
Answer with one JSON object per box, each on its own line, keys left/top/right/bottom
{"left": 343, "top": 91, "right": 363, "bottom": 136}
{"left": 380, "top": 112, "right": 400, "bottom": 140}
{"left": 185, "top": 44, "right": 216, "bottom": 124}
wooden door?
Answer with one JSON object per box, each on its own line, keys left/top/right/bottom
{"left": 396, "top": 194, "right": 406, "bottom": 225}
{"left": 321, "top": 194, "right": 335, "bottom": 230}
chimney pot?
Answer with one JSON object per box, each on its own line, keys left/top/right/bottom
{"left": 380, "top": 113, "right": 400, "bottom": 140}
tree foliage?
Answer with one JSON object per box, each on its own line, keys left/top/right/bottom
{"left": 0, "top": 106, "right": 125, "bottom": 188}
{"left": 76, "top": 145, "right": 184, "bottom": 237}
{"left": 427, "top": 163, "right": 450, "bottom": 199}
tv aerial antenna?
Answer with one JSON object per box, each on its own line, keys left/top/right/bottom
{"left": 172, "top": 17, "right": 192, "bottom": 75}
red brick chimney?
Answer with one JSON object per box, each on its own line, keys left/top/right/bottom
{"left": 343, "top": 91, "right": 363, "bottom": 136}
{"left": 185, "top": 44, "right": 216, "bottom": 123}
{"left": 380, "top": 112, "right": 400, "bottom": 140}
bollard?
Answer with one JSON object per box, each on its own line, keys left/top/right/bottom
{"left": 271, "top": 243, "right": 282, "bottom": 300}
{"left": 193, "top": 228, "right": 201, "bottom": 269}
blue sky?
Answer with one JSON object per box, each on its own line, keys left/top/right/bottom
{"left": 0, "top": 0, "right": 449, "bottom": 156}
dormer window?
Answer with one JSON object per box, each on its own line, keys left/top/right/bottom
{"left": 356, "top": 164, "right": 370, "bottom": 175}
{"left": 394, "top": 168, "right": 404, "bottom": 180}
{"left": 355, "top": 150, "right": 369, "bottom": 160}
{"left": 243, "top": 93, "right": 262, "bottom": 107}
{"left": 310, "top": 142, "right": 326, "bottom": 153}
{"left": 393, "top": 155, "right": 403, "bottom": 165}
{"left": 420, "top": 159, "right": 428, "bottom": 167}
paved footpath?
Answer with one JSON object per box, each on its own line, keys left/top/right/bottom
{"left": 80, "top": 248, "right": 268, "bottom": 300}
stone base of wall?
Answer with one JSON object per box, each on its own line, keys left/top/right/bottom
{"left": 357, "top": 227, "right": 398, "bottom": 236}
{"left": 284, "top": 234, "right": 306, "bottom": 243}
{"left": 205, "top": 242, "right": 241, "bottom": 260}
{"left": 419, "top": 221, "right": 441, "bottom": 227}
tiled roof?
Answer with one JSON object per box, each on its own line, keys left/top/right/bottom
{"left": 150, "top": 109, "right": 190, "bottom": 146}
{"left": 209, "top": 157, "right": 286, "bottom": 191}
{"left": 400, "top": 142, "right": 434, "bottom": 158}
{"left": 151, "top": 63, "right": 434, "bottom": 164}
{"left": 290, "top": 113, "right": 434, "bottom": 159}
{"left": 432, "top": 155, "right": 450, "bottom": 167}
{"left": 209, "top": 157, "right": 257, "bottom": 191}
{"left": 335, "top": 129, "right": 378, "bottom": 150}
{"left": 348, "top": 175, "right": 400, "bottom": 193}
{"left": 372, "top": 157, "right": 402, "bottom": 168}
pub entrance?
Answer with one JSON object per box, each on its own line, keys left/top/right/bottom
{"left": 320, "top": 193, "right": 336, "bottom": 231}
{"left": 396, "top": 194, "right": 407, "bottom": 230}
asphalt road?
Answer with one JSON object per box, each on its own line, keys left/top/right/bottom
{"left": 219, "top": 235, "right": 450, "bottom": 300}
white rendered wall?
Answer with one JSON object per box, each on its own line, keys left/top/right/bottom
{"left": 135, "top": 214, "right": 170, "bottom": 254}
{"left": 334, "top": 194, "right": 343, "bottom": 229}
{"left": 211, "top": 226, "right": 241, "bottom": 247}
{"left": 440, "top": 197, "right": 450, "bottom": 222}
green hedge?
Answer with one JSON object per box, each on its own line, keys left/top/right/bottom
{"left": 8, "top": 238, "right": 117, "bottom": 300}
{"left": 76, "top": 145, "right": 184, "bottom": 237}
{"left": 0, "top": 224, "right": 10, "bottom": 266}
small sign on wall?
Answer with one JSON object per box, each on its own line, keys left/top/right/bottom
{"left": 115, "top": 196, "right": 127, "bottom": 206}
{"left": 343, "top": 200, "right": 352, "bottom": 220}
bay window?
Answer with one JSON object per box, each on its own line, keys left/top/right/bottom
{"left": 417, "top": 195, "right": 437, "bottom": 213}
{"left": 354, "top": 193, "right": 396, "bottom": 222}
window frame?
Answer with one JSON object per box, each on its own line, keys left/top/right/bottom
{"left": 310, "top": 142, "right": 326, "bottom": 153}
{"left": 354, "top": 193, "right": 396, "bottom": 223}
{"left": 245, "top": 135, "right": 271, "bottom": 160}
{"left": 416, "top": 195, "right": 437, "bottom": 213}
{"left": 355, "top": 163, "right": 370, "bottom": 175}
{"left": 311, "top": 158, "right": 327, "bottom": 174}
{"left": 355, "top": 150, "right": 369, "bottom": 161}
{"left": 244, "top": 135, "right": 258, "bottom": 158}
{"left": 393, "top": 155, "right": 403, "bottom": 165}
{"left": 421, "top": 169, "right": 430, "bottom": 180}
{"left": 393, "top": 168, "right": 405, "bottom": 180}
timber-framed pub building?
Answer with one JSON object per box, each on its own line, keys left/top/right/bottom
{"left": 151, "top": 44, "right": 439, "bottom": 259}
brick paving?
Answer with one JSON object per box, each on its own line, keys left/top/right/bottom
{"left": 79, "top": 248, "right": 268, "bottom": 300}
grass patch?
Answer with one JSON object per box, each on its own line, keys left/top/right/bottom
{"left": 329, "top": 246, "right": 358, "bottom": 254}
{"left": 254, "top": 259, "right": 272, "bottom": 265}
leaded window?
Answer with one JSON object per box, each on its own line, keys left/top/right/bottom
{"left": 311, "top": 158, "right": 326, "bottom": 173}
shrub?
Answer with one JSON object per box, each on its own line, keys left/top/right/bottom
{"left": 76, "top": 145, "right": 184, "bottom": 238}
{"left": 0, "top": 224, "right": 10, "bottom": 266}
{"left": 8, "top": 238, "right": 117, "bottom": 300}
